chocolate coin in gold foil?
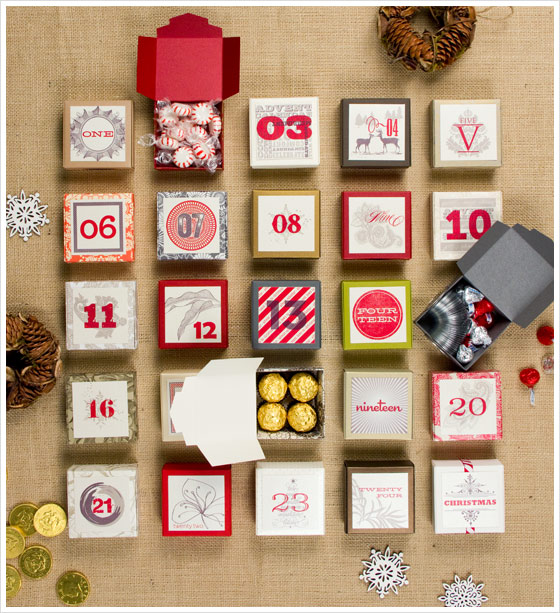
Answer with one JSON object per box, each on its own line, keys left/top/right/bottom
{"left": 6, "top": 565, "right": 22, "bottom": 599}
{"left": 287, "top": 402, "right": 317, "bottom": 432}
{"left": 288, "top": 373, "right": 319, "bottom": 402}
{"left": 56, "top": 571, "right": 90, "bottom": 606}
{"left": 258, "top": 373, "right": 288, "bottom": 402}
{"left": 6, "top": 527, "right": 25, "bottom": 559}
{"left": 9, "top": 502, "right": 38, "bottom": 536}
{"left": 19, "top": 545, "right": 52, "bottom": 579}
{"left": 257, "top": 402, "right": 287, "bottom": 432}
{"left": 33, "top": 503, "right": 67, "bottom": 537}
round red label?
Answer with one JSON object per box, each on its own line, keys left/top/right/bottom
{"left": 166, "top": 200, "right": 217, "bottom": 251}
{"left": 352, "top": 289, "right": 403, "bottom": 340}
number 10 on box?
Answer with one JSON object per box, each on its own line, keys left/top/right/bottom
{"left": 251, "top": 280, "right": 321, "bottom": 350}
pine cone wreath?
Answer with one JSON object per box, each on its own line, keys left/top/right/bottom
{"left": 378, "top": 6, "right": 476, "bottom": 72}
{"left": 6, "top": 314, "right": 62, "bottom": 410}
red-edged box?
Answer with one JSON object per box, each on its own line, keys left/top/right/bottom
{"left": 162, "top": 463, "right": 232, "bottom": 536}
{"left": 342, "top": 191, "right": 411, "bottom": 260}
{"left": 136, "top": 13, "right": 240, "bottom": 170}
{"left": 158, "top": 279, "right": 228, "bottom": 349}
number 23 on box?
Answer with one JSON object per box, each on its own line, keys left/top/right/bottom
{"left": 159, "top": 280, "right": 228, "bottom": 349}
{"left": 64, "top": 193, "right": 134, "bottom": 262}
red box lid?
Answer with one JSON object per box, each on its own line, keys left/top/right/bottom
{"left": 137, "top": 13, "right": 240, "bottom": 102}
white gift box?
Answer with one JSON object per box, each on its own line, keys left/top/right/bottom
{"left": 432, "top": 459, "right": 505, "bottom": 534}
{"left": 67, "top": 464, "right": 139, "bottom": 538}
{"left": 255, "top": 461, "right": 325, "bottom": 536}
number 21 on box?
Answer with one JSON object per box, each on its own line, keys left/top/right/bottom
{"left": 159, "top": 280, "right": 228, "bottom": 349}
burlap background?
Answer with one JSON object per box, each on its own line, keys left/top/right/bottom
{"left": 5, "top": 5, "right": 555, "bottom": 608}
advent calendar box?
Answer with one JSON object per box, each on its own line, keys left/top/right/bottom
{"left": 432, "top": 459, "right": 505, "bottom": 534}
{"left": 342, "top": 191, "right": 411, "bottom": 259}
{"left": 159, "top": 279, "right": 228, "bottom": 349}
{"left": 251, "top": 280, "right": 321, "bottom": 350}
{"left": 63, "top": 193, "right": 135, "bottom": 262}
{"left": 342, "top": 280, "right": 412, "bottom": 350}
{"left": 416, "top": 222, "right": 554, "bottom": 369}
{"left": 344, "top": 369, "right": 413, "bottom": 440}
{"left": 432, "top": 371, "right": 502, "bottom": 441}
{"left": 162, "top": 463, "right": 232, "bottom": 536}
{"left": 137, "top": 13, "right": 240, "bottom": 170}
{"left": 340, "top": 98, "right": 411, "bottom": 168}
{"left": 63, "top": 100, "right": 134, "bottom": 169}
{"left": 432, "top": 192, "right": 502, "bottom": 260}
{"left": 67, "top": 464, "right": 139, "bottom": 538}
{"left": 66, "top": 373, "right": 137, "bottom": 444}
{"left": 432, "top": 100, "right": 501, "bottom": 168}
{"left": 65, "top": 281, "right": 138, "bottom": 350}
{"left": 252, "top": 190, "right": 320, "bottom": 258}
{"left": 157, "top": 192, "right": 227, "bottom": 260}
{"left": 255, "top": 461, "right": 325, "bottom": 536}
{"left": 249, "top": 97, "right": 320, "bottom": 168}
{"left": 345, "top": 461, "right": 414, "bottom": 534}
{"left": 160, "top": 371, "right": 196, "bottom": 442}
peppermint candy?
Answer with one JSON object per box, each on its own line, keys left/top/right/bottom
{"left": 193, "top": 140, "right": 216, "bottom": 161}
{"left": 157, "top": 135, "right": 180, "bottom": 150}
{"left": 168, "top": 126, "right": 187, "bottom": 142}
{"left": 208, "top": 113, "right": 222, "bottom": 136}
{"left": 171, "top": 103, "right": 191, "bottom": 117}
{"left": 187, "top": 125, "right": 209, "bottom": 143}
{"left": 173, "top": 146, "right": 195, "bottom": 169}
{"left": 191, "top": 102, "right": 214, "bottom": 126}
{"left": 159, "top": 107, "right": 178, "bottom": 127}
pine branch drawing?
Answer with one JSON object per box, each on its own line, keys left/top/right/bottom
{"left": 165, "top": 289, "right": 220, "bottom": 340}
{"left": 352, "top": 479, "right": 407, "bottom": 529}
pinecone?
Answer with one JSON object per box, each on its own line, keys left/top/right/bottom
{"left": 6, "top": 315, "right": 24, "bottom": 350}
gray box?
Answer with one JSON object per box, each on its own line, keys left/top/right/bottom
{"left": 415, "top": 222, "right": 554, "bottom": 369}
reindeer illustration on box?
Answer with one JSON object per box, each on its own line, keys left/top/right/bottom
{"left": 341, "top": 98, "right": 410, "bottom": 168}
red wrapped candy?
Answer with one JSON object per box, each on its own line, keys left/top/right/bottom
{"left": 520, "top": 367, "right": 540, "bottom": 405}
{"left": 537, "top": 325, "right": 554, "bottom": 346}
{"left": 474, "top": 312, "right": 494, "bottom": 328}
{"left": 473, "top": 299, "right": 494, "bottom": 318}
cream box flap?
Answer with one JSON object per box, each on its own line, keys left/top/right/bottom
{"left": 170, "top": 358, "right": 265, "bottom": 466}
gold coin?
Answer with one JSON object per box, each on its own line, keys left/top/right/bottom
{"left": 19, "top": 545, "right": 52, "bottom": 579}
{"left": 56, "top": 571, "right": 90, "bottom": 606}
{"left": 9, "top": 502, "right": 38, "bottom": 536}
{"left": 34, "top": 503, "right": 67, "bottom": 537}
{"left": 6, "top": 565, "right": 22, "bottom": 599}
{"left": 6, "top": 526, "right": 25, "bottom": 558}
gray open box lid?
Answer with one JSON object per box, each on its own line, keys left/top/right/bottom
{"left": 458, "top": 222, "right": 554, "bottom": 328}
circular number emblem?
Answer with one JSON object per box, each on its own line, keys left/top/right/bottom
{"left": 80, "top": 116, "right": 115, "bottom": 151}
{"left": 166, "top": 200, "right": 217, "bottom": 251}
{"left": 352, "top": 290, "right": 403, "bottom": 340}
{"left": 79, "top": 483, "right": 124, "bottom": 526}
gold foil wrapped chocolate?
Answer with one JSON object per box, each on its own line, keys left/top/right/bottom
{"left": 288, "top": 373, "right": 319, "bottom": 402}
{"left": 258, "top": 403, "right": 287, "bottom": 432}
{"left": 287, "top": 402, "right": 317, "bottom": 432}
{"left": 258, "top": 373, "right": 288, "bottom": 402}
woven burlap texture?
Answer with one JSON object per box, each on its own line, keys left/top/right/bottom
{"left": 6, "top": 5, "right": 554, "bottom": 608}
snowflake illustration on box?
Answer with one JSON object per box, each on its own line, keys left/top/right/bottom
{"left": 359, "top": 546, "right": 409, "bottom": 598}
{"left": 439, "top": 574, "right": 488, "bottom": 607}
{"left": 6, "top": 191, "right": 49, "bottom": 241}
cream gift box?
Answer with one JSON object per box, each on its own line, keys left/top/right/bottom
{"left": 345, "top": 461, "right": 414, "bottom": 534}
{"left": 432, "top": 99, "right": 501, "bottom": 168}
{"left": 255, "top": 461, "right": 325, "bottom": 536}
{"left": 249, "top": 97, "right": 320, "bottom": 168}
{"left": 63, "top": 100, "right": 134, "bottom": 169}
{"left": 432, "top": 459, "right": 505, "bottom": 534}
{"left": 432, "top": 371, "right": 502, "bottom": 441}
{"left": 65, "top": 281, "right": 138, "bottom": 350}
{"left": 344, "top": 369, "right": 413, "bottom": 440}
{"left": 432, "top": 191, "right": 502, "bottom": 260}
{"left": 67, "top": 464, "right": 138, "bottom": 538}
{"left": 66, "top": 373, "right": 137, "bottom": 444}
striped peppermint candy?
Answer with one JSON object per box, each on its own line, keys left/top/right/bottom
{"left": 191, "top": 102, "right": 214, "bottom": 126}
{"left": 171, "top": 102, "right": 191, "bottom": 117}
{"left": 186, "top": 125, "right": 210, "bottom": 143}
{"left": 168, "top": 126, "right": 187, "bottom": 142}
{"left": 208, "top": 113, "right": 222, "bottom": 136}
{"left": 159, "top": 107, "right": 178, "bottom": 127}
{"left": 173, "top": 146, "right": 195, "bottom": 168}
{"left": 192, "top": 140, "right": 216, "bottom": 161}
{"left": 157, "top": 135, "right": 180, "bottom": 150}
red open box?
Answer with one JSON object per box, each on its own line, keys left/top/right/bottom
{"left": 137, "top": 13, "right": 240, "bottom": 170}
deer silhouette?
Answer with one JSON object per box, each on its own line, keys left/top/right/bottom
{"left": 355, "top": 133, "right": 374, "bottom": 153}
{"left": 374, "top": 130, "right": 400, "bottom": 154}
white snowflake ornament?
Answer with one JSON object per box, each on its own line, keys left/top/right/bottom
{"left": 359, "top": 546, "right": 409, "bottom": 598}
{"left": 438, "top": 574, "right": 488, "bottom": 607}
{"left": 6, "top": 190, "right": 49, "bottom": 241}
